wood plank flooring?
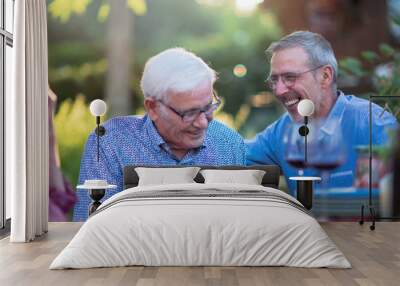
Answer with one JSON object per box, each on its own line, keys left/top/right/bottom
{"left": 0, "top": 222, "right": 399, "bottom": 286}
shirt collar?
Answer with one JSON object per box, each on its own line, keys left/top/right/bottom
{"left": 318, "top": 90, "right": 347, "bottom": 136}
{"left": 143, "top": 114, "right": 208, "bottom": 152}
{"left": 143, "top": 114, "right": 167, "bottom": 151}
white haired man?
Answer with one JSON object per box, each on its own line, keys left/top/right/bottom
{"left": 74, "top": 48, "right": 245, "bottom": 221}
{"left": 246, "top": 31, "right": 398, "bottom": 195}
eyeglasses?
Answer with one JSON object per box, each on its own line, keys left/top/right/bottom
{"left": 266, "top": 65, "right": 324, "bottom": 90}
{"left": 158, "top": 92, "right": 221, "bottom": 123}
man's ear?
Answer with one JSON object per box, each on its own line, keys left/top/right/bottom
{"left": 320, "top": 65, "right": 334, "bottom": 88}
{"left": 144, "top": 98, "right": 159, "bottom": 121}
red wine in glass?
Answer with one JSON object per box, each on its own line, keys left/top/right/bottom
{"left": 287, "top": 159, "right": 307, "bottom": 169}
{"left": 306, "top": 119, "right": 346, "bottom": 187}
{"left": 284, "top": 122, "right": 308, "bottom": 175}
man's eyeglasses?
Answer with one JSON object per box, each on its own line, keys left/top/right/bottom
{"left": 266, "top": 65, "right": 324, "bottom": 90}
{"left": 158, "top": 92, "right": 221, "bottom": 123}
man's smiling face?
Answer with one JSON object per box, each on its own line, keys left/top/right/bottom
{"left": 269, "top": 47, "right": 325, "bottom": 122}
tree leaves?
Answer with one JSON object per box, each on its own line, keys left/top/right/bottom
{"left": 361, "top": 51, "right": 379, "bottom": 63}
{"left": 379, "top": 43, "right": 395, "bottom": 57}
{"left": 127, "top": 0, "right": 147, "bottom": 15}
{"left": 97, "top": 3, "right": 110, "bottom": 23}
{"left": 49, "top": 0, "right": 147, "bottom": 23}
{"left": 339, "top": 57, "right": 366, "bottom": 77}
{"left": 48, "top": 0, "right": 92, "bottom": 23}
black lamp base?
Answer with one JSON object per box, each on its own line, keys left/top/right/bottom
{"left": 296, "top": 180, "right": 313, "bottom": 210}
{"left": 290, "top": 177, "right": 321, "bottom": 211}
{"left": 89, "top": 188, "right": 106, "bottom": 215}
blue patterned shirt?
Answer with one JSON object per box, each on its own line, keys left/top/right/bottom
{"left": 73, "top": 115, "right": 245, "bottom": 221}
{"left": 246, "top": 92, "right": 398, "bottom": 195}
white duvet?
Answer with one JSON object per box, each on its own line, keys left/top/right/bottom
{"left": 50, "top": 183, "right": 351, "bottom": 269}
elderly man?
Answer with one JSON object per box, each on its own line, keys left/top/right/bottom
{"left": 73, "top": 48, "right": 245, "bottom": 221}
{"left": 246, "top": 31, "right": 397, "bottom": 195}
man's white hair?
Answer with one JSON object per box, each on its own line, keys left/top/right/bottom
{"left": 140, "top": 48, "right": 217, "bottom": 101}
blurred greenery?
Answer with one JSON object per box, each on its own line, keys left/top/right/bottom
{"left": 47, "top": 0, "right": 283, "bottom": 188}
{"left": 339, "top": 0, "right": 400, "bottom": 99}
{"left": 339, "top": 43, "right": 400, "bottom": 164}
{"left": 48, "top": 0, "right": 147, "bottom": 22}
{"left": 54, "top": 95, "right": 97, "bottom": 187}
{"left": 339, "top": 43, "right": 400, "bottom": 98}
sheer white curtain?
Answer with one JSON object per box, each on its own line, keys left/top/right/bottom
{"left": 7, "top": 0, "right": 49, "bottom": 242}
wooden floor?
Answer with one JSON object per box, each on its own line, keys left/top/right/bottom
{"left": 0, "top": 222, "right": 399, "bottom": 286}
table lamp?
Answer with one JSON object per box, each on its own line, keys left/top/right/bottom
{"left": 289, "top": 99, "right": 320, "bottom": 210}
{"left": 77, "top": 99, "right": 116, "bottom": 215}
{"left": 90, "top": 99, "right": 107, "bottom": 162}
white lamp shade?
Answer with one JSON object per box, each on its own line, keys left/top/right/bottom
{"left": 90, "top": 99, "right": 107, "bottom": 116}
{"left": 297, "top": 99, "right": 315, "bottom": 117}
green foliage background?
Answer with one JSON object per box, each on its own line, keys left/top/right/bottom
{"left": 54, "top": 96, "right": 95, "bottom": 186}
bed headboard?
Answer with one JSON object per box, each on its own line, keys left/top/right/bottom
{"left": 123, "top": 165, "right": 281, "bottom": 189}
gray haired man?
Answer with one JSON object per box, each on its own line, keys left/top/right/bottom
{"left": 246, "top": 31, "right": 397, "bottom": 195}
{"left": 74, "top": 48, "right": 245, "bottom": 221}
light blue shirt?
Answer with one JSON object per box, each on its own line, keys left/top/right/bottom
{"left": 246, "top": 92, "right": 398, "bottom": 195}
{"left": 73, "top": 115, "right": 245, "bottom": 221}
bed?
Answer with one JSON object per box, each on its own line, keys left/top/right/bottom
{"left": 50, "top": 165, "right": 351, "bottom": 269}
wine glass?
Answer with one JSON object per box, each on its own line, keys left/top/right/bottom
{"left": 306, "top": 119, "right": 346, "bottom": 187}
{"left": 284, "top": 122, "right": 307, "bottom": 176}
{"left": 305, "top": 119, "right": 346, "bottom": 220}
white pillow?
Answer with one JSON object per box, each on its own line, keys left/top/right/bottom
{"left": 200, "top": 169, "right": 266, "bottom": 185}
{"left": 135, "top": 167, "right": 200, "bottom": 186}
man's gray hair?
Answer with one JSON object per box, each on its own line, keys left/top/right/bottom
{"left": 140, "top": 48, "right": 217, "bottom": 100}
{"left": 266, "top": 31, "right": 338, "bottom": 83}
